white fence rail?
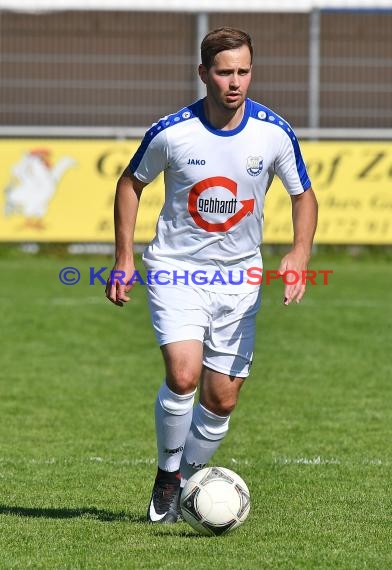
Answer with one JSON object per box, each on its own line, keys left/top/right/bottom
{"left": 1, "top": 126, "right": 392, "bottom": 140}
{"left": 2, "top": 0, "right": 392, "bottom": 12}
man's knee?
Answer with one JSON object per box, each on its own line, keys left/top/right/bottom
{"left": 166, "top": 369, "right": 200, "bottom": 394}
{"left": 162, "top": 341, "right": 203, "bottom": 394}
{"left": 200, "top": 395, "right": 237, "bottom": 417}
{"left": 200, "top": 372, "right": 244, "bottom": 416}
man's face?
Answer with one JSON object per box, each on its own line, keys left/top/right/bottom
{"left": 199, "top": 44, "right": 252, "bottom": 112}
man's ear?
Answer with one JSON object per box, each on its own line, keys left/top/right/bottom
{"left": 198, "top": 64, "right": 208, "bottom": 85}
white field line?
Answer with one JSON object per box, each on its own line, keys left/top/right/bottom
{"left": 0, "top": 457, "right": 157, "bottom": 466}
{"left": 273, "top": 456, "right": 390, "bottom": 466}
{"left": 0, "top": 456, "right": 389, "bottom": 466}
{"left": 275, "top": 456, "right": 341, "bottom": 465}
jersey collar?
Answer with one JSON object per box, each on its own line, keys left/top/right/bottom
{"left": 194, "top": 98, "right": 251, "bottom": 137}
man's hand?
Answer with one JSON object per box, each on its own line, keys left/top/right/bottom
{"left": 278, "top": 245, "right": 310, "bottom": 306}
{"left": 105, "top": 260, "right": 136, "bottom": 307}
{"left": 279, "top": 189, "right": 318, "bottom": 306}
{"left": 105, "top": 169, "right": 146, "bottom": 307}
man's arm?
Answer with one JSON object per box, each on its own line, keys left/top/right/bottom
{"left": 278, "top": 188, "right": 318, "bottom": 305}
{"left": 105, "top": 166, "right": 147, "bottom": 306}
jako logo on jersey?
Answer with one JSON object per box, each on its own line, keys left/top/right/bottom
{"left": 187, "top": 158, "right": 206, "bottom": 165}
{"left": 188, "top": 176, "right": 255, "bottom": 232}
{"left": 246, "top": 155, "right": 263, "bottom": 176}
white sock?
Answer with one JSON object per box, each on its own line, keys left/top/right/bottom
{"left": 155, "top": 382, "right": 196, "bottom": 472}
{"left": 180, "top": 403, "right": 230, "bottom": 486}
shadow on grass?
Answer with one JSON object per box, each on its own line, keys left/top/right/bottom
{"left": 0, "top": 505, "right": 146, "bottom": 523}
{"left": 0, "top": 505, "right": 209, "bottom": 537}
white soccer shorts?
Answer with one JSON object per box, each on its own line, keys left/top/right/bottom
{"left": 147, "top": 283, "right": 261, "bottom": 378}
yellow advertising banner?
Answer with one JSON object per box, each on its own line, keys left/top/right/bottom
{"left": 0, "top": 139, "right": 391, "bottom": 244}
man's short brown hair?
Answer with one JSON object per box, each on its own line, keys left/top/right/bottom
{"left": 201, "top": 27, "right": 253, "bottom": 70}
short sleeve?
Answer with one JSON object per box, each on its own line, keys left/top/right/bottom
{"left": 275, "top": 130, "right": 311, "bottom": 195}
{"left": 130, "top": 127, "right": 169, "bottom": 184}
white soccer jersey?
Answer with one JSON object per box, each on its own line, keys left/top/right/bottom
{"left": 130, "top": 98, "right": 311, "bottom": 292}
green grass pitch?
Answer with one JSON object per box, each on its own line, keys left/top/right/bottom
{"left": 0, "top": 248, "right": 391, "bottom": 569}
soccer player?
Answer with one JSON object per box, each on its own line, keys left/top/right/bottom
{"left": 106, "top": 27, "right": 318, "bottom": 523}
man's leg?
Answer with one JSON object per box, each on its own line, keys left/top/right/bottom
{"left": 180, "top": 367, "right": 244, "bottom": 484}
{"left": 148, "top": 340, "right": 203, "bottom": 523}
{"left": 179, "top": 288, "right": 260, "bottom": 485}
{"left": 156, "top": 340, "right": 203, "bottom": 470}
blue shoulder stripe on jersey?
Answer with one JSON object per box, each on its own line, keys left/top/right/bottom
{"left": 130, "top": 106, "right": 196, "bottom": 173}
{"left": 249, "top": 100, "right": 311, "bottom": 190}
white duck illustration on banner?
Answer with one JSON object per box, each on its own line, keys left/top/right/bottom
{"left": 4, "top": 148, "right": 76, "bottom": 229}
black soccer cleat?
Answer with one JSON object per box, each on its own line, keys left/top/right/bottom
{"left": 176, "top": 487, "right": 184, "bottom": 522}
{"left": 147, "top": 468, "right": 181, "bottom": 523}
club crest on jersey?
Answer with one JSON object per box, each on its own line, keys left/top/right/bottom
{"left": 246, "top": 156, "right": 263, "bottom": 177}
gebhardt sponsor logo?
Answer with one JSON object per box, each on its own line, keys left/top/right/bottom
{"left": 187, "top": 176, "right": 255, "bottom": 232}
{"left": 198, "top": 197, "right": 237, "bottom": 214}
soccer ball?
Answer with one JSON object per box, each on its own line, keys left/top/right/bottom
{"left": 180, "top": 466, "right": 250, "bottom": 536}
